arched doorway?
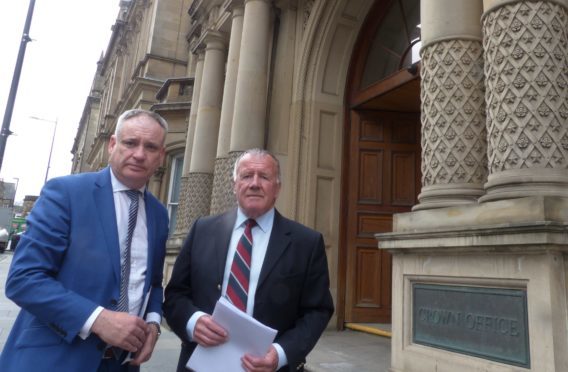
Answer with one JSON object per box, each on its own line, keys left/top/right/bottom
{"left": 339, "top": 0, "right": 422, "bottom": 326}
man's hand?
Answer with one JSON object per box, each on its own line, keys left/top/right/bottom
{"left": 91, "top": 309, "right": 147, "bottom": 353}
{"left": 193, "top": 314, "right": 228, "bottom": 347}
{"left": 130, "top": 322, "right": 159, "bottom": 365}
{"left": 242, "top": 345, "right": 278, "bottom": 372}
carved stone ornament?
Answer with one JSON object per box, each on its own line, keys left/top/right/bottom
{"left": 172, "top": 176, "right": 191, "bottom": 235}
{"left": 209, "top": 153, "right": 239, "bottom": 215}
{"left": 421, "top": 39, "right": 488, "bottom": 187}
{"left": 483, "top": 1, "right": 568, "bottom": 173}
{"left": 303, "top": 0, "right": 315, "bottom": 30}
{"left": 184, "top": 172, "right": 214, "bottom": 230}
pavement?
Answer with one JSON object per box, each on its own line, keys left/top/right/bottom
{"left": 0, "top": 252, "right": 391, "bottom": 371}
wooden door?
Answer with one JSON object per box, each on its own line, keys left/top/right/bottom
{"left": 344, "top": 110, "right": 420, "bottom": 323}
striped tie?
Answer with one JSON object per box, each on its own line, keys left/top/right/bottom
{"left": 226, "top": 219, "right": 256, "bottom": 312}
{"left": 111, "top": 189, "right": 140, "bottom": 359}
{"left": 117, "top": 189, "right": 139, "bottom": 313}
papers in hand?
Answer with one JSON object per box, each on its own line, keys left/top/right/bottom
{"left": 187, "top": 297, "right": 277, "bottom": 372}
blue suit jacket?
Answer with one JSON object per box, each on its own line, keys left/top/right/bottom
{"left": 0, "top": 168, "right": 168, "bottom": 372}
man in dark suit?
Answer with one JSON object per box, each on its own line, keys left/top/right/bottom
{"left": 164, "top": 148, "right": 334, "bottom": 372}
{"left": 0, "top": 109, "right": 170, "bottom": 372}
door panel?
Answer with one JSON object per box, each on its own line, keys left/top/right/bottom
{"left": 359, "top": 150, "right": 383, "bottom": 203}
{"left": 392, "top": 151, "right": 417, "bottom": 205}
{"left": 344, "top": 110, "right": 420, "bottom": 323}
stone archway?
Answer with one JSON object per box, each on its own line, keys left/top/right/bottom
{"left": 287, "top": 0, "right": 376, "bottom": 327}
{"left": 288, "top": 0, "right": 422, "bottom": 327}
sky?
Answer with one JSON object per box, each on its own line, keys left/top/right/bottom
{"left": 0, "top": 0, "right": 119, "bottom": 203}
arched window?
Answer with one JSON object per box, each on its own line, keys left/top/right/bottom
{"left": 360, "top": 0, "right": 420, "bottom": 88}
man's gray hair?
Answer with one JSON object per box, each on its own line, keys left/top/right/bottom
{"left": 233, "top": 148, "right": 281, "bottom": 184}
{"left": 115, "top": 109, "right": 169, "bottom": 145}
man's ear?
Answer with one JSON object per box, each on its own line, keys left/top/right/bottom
{"left": 108, "top": 135, "right": 117, "bottom": 154}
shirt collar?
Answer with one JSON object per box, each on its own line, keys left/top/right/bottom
{"left": 236, "top": 207, "right": 274, "bottom": 233}
{"left": 109, "top": 168, "right": 146, "bottom": 194}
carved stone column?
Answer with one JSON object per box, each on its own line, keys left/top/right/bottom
{"left": 381, "top": 2, "right": 568, "bottom": 371}
{"left": 185, "top": 31, "right": 227, "bottom": 227}
{"left": 210, "top": 4, "right": 244, "bottom": 216}
{"left": 480, "top": 0, "right": 568, "bottom": 202}
{"left": 170, "top": 51, "right": 205, "bottom": 240}
{"left": 415, "top": 0, "right": 487, "bottom": 211}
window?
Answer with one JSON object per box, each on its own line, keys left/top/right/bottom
{"left": 361, "top": 0, "right": 421, "bottom": 88}
{"left": 167, "top": 154, "right": 184, "bottom": 236}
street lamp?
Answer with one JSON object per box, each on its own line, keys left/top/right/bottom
{"left": 29, "top": 116, "right": 57, "bottom": 184}
{"left": 0, "top": 0, "right": 36, "bottom": 175}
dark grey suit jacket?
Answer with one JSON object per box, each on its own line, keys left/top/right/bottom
{"left": 163, "top": 209, "right": 334, "bottom": 372}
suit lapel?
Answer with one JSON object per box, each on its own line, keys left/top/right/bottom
{"left": 144, "top": 190, "right": 155, "bottom": 292}
{"left": 93, "top": 168, "right": 121, "bottom": 286}
{"left": 216, "top": 210, "right": 237, "bottom": 282}
{"left": 258, "top": 211, "right": 290, "bottom": 288}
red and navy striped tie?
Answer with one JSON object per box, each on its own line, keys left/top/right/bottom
{"left": 227, "top": 219, "right": 256, "bottom": 312}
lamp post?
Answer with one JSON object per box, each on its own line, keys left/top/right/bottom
{"left": 0, "top": 0, "right": 36, "bottom": 174}
{"left": 29, "top": 116, "right": 57, "bottom": 184}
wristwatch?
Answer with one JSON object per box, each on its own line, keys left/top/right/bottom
{"left": 147, "top": 321, "right": 162, "bottom": 337}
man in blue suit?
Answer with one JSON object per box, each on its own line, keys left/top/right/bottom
{"left": 0, "top": 109, "right": 170, "bottom": 372}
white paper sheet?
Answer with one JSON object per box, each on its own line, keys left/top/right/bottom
{"left": 187, "top": 297, "right": 277, "bottom": 372}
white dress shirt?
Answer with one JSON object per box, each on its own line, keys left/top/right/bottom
{"left": 111, "top": 173, "right": 148, "bottom": 317}
{"left": 186, "top": 208, "right": 288, "bottom": 368}
{"left": 79, "top": 169, "right": 159, "bottom": 339}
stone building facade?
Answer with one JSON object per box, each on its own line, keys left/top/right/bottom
{"left": 72, "top": 0, "right": 567, "bottom": 369}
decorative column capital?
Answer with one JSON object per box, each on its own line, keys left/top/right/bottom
{"left": 274, "top": 0, "right": 297, "bottom": 10}
{"left": 223, "top": 0, "right": 245, "bottom": 13}
{"left": 244, "top": 0, "right": 273, "bottom": 5}
{"left": 194, "top": 48, "right": 206, "bottom": 61}
{"left": 231, "top": 5, "right": 245, "bottom": 17}
{"left": 197, "top": 30, "right": 229, "bottom": 51}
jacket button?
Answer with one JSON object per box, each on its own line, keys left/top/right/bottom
{"left": 217, "top": 284, "right": 221, "bottom": 290}
{"left": 110, "top": 299, "right": 117, "bottom": 305}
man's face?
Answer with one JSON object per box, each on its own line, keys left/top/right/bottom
{"left": 108, "top": 114, "right": 166, "bottom": 189}
{"left": 233, "top": 153, "right": 281, "bottom": 219}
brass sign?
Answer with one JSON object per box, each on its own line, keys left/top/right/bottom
{"left": 413, "top": 283, "right": 530, "bottom": 368}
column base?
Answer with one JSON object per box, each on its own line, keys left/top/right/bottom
{"left": 480, "top": 168, "right": 568, "bottom": 203}
{"left": 414, "top": 183, "right": 485, "bottom": 211}
{"left": 379, "top": 196, "right": 568, "bottom": 371}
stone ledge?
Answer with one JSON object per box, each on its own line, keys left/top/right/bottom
{"left": 390, "top": 196, "right": 568, "bottom": 233}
